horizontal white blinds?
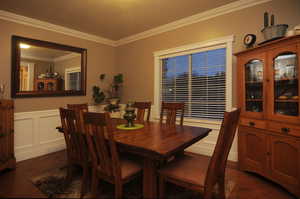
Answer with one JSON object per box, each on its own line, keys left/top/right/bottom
{"left": 161, "top": 48, "right": 226, "bottom": 120}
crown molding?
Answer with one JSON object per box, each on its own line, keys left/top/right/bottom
{"left": 115, "top": 0, "right": 272, "bottom": 46}
{"left": 0, "top": 10, "right": 117, "bottom": 47}
{"left": 0, "top": 0, "right": 271, "bottom": 47}
{"left": 54, "top": 53, "right": 80, "bottom": 62}
{"left": 21, "top": 54, "right": 53, "bottom": 62}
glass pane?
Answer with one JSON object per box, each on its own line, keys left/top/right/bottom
{"left": 161, "top": 55, "right": 189, "bottom": 103}
{"left": 274, "top": 53, "right": 298, "bottom": 116}
{"left": 245, "top": 59, "right": 263, "bottom": 112}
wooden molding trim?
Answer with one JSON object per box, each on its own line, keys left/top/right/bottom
{"left": 0, "top": 10, "right": 116, "bottom": 47}
{"left": 115, "top": 0, "right": 272, "bottom": 46}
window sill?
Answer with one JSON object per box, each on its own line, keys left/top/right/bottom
{"left": 152, "top": 117, "right": 222, "bottom": 127}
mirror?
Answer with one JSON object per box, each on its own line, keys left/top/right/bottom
{"left": 11, "top": 35, "right": 87, "bottom": 98}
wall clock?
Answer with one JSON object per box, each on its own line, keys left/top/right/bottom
{"left": 244, "top": 34, "right": 256, "bottom": 48}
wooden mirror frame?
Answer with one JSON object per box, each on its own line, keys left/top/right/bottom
{"left": 11, "top": 35, "right": 87, "bottom": 98}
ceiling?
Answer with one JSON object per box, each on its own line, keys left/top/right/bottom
{"left": 0, "top": 0, "right": 237, "bottom": 40}
{"left": 21, "top": 45, "right": 75, "bottom": 61}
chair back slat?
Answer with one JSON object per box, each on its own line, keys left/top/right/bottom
{"left": 204, "top": 108, "right": 241, "bottom": 191}
{"left": 83, "top": 112, "right": 121, "bottom": 178}
{"left": 67, "top": 103, "right": 88, "bottom": 113}
{"left": 59, "top": 108, "right": 87, "bottom": 163}
{"left": 160, "top": 102, "right": 185, "bottom": 126}
{"left": 133, "top": 102, "right": 151, "bottom": 122}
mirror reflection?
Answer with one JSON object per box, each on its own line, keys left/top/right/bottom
{"left": 19, "top": 44, "right": 81, "bottom": 92}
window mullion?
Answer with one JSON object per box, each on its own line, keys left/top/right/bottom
{"left": 188, "top": 55, "right": 192, "bottom": 118}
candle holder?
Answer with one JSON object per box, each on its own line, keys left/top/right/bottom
{"left": 0, "top": 83, "right": 5, "bottom": 99}
{"left": 123, "top": 103, "right": 136, "bottom": 128}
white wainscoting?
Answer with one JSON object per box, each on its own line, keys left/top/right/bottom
{"left": 184, "top": 121, "right": 238, "bottom": 162}
{"left": 14, "top": 105, "right": 237, "bottom": 162}
{"left": 14, "top": 109, "right": 65, "bottom": 162}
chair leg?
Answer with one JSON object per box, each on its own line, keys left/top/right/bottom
{"left": 217, "top": 177, "right": 226, "bottom": 199}
{"left": 91, "top": 169, "right": 99, "bottom": 198}
{"left": 159, "top": 176, "right": 166, "bottom": 199}
{"left": 80, "top": 165, "right": 89, "bottom": 199}
{"left": 65, "top": 163, "right": 73, "bottom": 183}
{"left": 203, "top": 185, "right": 214, "bottom": 199}
{"left": 115, "top": 182, "right": 123, "bottom": 199}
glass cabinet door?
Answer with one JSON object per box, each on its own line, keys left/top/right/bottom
{"left": 273, "top": 53, "right": 298, "bottom": 117}
{"left": 245, "top": 59, "right": 264, "bottom": 113}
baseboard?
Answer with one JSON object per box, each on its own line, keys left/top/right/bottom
{"left": 15, "top": 139, "right": 65, "bottom": 162}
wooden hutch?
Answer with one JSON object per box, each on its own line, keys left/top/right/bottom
{"left": 35, "top": 78, "right": 63, "bottom": 91}
{"left": 236, "top": 35, "right": 300, "bottom": 197}
{"left": 0, "top": 100, "right": 16, "bottom": 171}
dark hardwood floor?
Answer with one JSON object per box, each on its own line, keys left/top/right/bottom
{"left": 0, "top": 150, "right": 297, "bottom": 199}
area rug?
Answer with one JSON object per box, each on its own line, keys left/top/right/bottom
{"left": 31, "top": 167, "right": 235, "bottom": 199}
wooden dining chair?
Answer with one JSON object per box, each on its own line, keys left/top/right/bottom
{"left": 158, "top": 108, "right": 241, "bottom": 199}
{"left": 133, "top": 101, "right": 151, "bottom": 122}
{"left": 160, "top": 102, "right": 185, "bottom": 126}
{"left": 67, "top": 103, "right": 89, "bottom": 131}
{"left": 59, "top": 108, "right": 90, "bottom": 198}
{"left": 82, "top": 112, "right": 142, "bottom": 199}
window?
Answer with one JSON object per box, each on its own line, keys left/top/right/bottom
{"left": 65, "top": 67, "right": 81, "bottom": 91}
{"left": 154, "top": 36, "right": 233, "bottom": 121}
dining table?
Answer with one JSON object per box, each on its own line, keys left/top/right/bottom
{"left": 113, "top": 120, "right": 211, "bottom": 198}
{"left": 57, "top": 119, "right": 211, "bottom": 198}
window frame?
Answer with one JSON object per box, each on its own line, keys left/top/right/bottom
{"left": 153, "top": 35, "right": 234, "bottom": 124}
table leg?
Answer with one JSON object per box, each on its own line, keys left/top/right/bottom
{"left": 143, "top": 158, "right": 157, "bottom": 199}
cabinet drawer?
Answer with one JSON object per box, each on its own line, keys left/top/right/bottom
{"left": 267, "top": 121, "right": 300, "bottom": 138}
{"left": 240, "top": 118, "right": 266, "bottom": 129}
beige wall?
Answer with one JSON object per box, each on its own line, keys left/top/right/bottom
{"left": 116, "top": 0, "right": 300, "bottom": 106}
{"left": 0, "top": 19, "right": 116, "bottom": 112}
{"left": 1, "top": 0, "right": 299, "bottom": 112}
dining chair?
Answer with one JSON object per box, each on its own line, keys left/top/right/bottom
{"left": 158, "top": 108, "right": 241, "bottom": 199}
{"left": 82, "top": 112, "right": 142, "bottom": 199}
{"left": 67, "top": 103, "right": 89, "bottom": 132}
{"left": 59, "top": 108, "right": 90, "bottom": 198}
{"left": 133, "top": 101, "right": 152, "bottom": 122}
{"left": 160, "top": 102, "right": 185, "bottom": 126}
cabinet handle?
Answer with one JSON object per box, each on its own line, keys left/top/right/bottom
{"left": 249, "top": 122, "right": 255, "bottom": 127}
{"left": 267, "top": 152, "right": 271, "bottom": 156}
{"left": 281, "top": 127, "right": 290, "bottom": 133}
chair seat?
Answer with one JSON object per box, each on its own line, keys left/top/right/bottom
{"left": 97, "top": 157, "right": 142, "bottom": 181}
{"left": 159, "top": 154, "right": 209, "bottom": 187}
{"left": 120, "top": 157, "right": 142, "bottom": 180}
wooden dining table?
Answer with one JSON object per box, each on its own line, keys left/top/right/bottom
{"left": 57, "top": 120, "right": 211, "bottom": 198}
{"left": 112, "top": 120, "right": 211, "bottom": 198}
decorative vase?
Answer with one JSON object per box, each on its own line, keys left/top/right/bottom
{"left": 123, "top": 105, "right": 136, "bottom": 127}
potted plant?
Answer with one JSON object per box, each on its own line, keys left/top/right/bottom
{"left": 92, "top": 73, "right": 123, "bottom": 112}
{"left": 92, "top": 86, "right": 105, "bottom": 105}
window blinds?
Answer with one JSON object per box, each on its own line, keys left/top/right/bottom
{"left": 161, "top": 48, "right": 226, "bottom": 120}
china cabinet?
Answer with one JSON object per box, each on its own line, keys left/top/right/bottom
{"left": 0, "top": 99, "right": 16, "bottom": 172}
{"left": 236, "top": 35, "right": 300, "bottom": 198}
